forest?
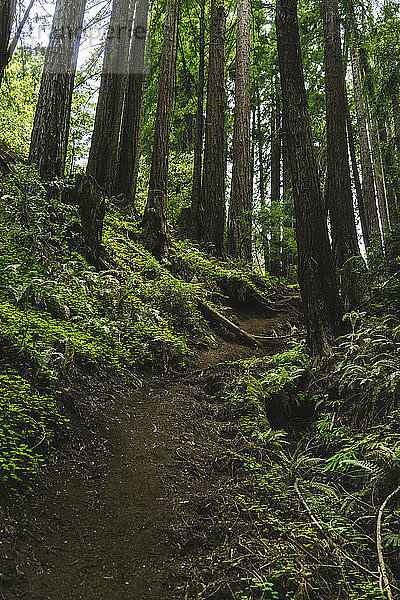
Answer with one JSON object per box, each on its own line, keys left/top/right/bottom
{"left": 1, "top": 0, "right": 400, "bottom": 598}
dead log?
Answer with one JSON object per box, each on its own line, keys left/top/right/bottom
{"left": 253, "top": 334, "right": 293, "bottom": 342}
{"left": 130, "top": 242, "right": 269, "bottom": 347}
{"left": 196, "top": 299, "right": 260, "bottom": 347}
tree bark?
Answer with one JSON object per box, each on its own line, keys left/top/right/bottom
{"left": 0, "top": 0, "right": 16, "bottom": 86}
{"left": 227, "top": 0, "right": 252, "bottom": 262}
{"left": 269, "top": 85, "right": 282, "bottom": 276}
{"left": 87, "top": 0, "right": 134, "bottom": 193}
{"left": 322, "top": 0, "right": 366, "bottom": 309}
{"left": 0, "top": 0, "right": 36, "bottom": 87}
{"left": 190, "top": 0, "right": 206, "bottom": 240}
{"left": 369, "top": 108, "right": 391, "bottom": 235}
{"left": 29, "top": 0, "right": 86, "bottom": 179}
{"left": 359, "top": 44, "right": 399, "bottom": 225}
{"left": 115, "top": 0, "right": 149, "bottom": 203}
{"left": 199, "top": 0, "right": 226, "bottom": 257}
{"left": 276, "top": 0, "right": 344, "bottom": 355}
{"left": 346, "top": 98, "right": 368, "bottom": 253}
{"left": 141, "top": 0, "right": 179, "bottom": 258}
{"left": 77, "top": 175, "right": 105, "bottom": 267}
{"left": 256, "top": 94, "right": 269, "bottom": 271}
{"left": 281, "top": 130, "right": 294, "bottom": 279}
{"left": 350, "top": 44, "right": 382, "bottom": 255}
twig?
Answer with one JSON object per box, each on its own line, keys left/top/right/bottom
{"left": 376, "top": 484, "right": 400, "bottom": 600}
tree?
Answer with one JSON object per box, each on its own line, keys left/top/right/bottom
{"left": 0, "top": 0, "right": 16, "bottom": 86}
{"left": 268, "top": 82, "right": 282, "bottom": 276}
{"left": 0, "top": 0, "right": 36, "bottom": 87}
{"left": 227, "top": 0, "right": 252, "bottom": 262}
{"left": 256, "top": 89, "right": 268, "bottom": 271}
{"left": 115, "top": 0, "right": 149, "bottom": 203}
{"left": 141, "top": 0, "right": 179, "bottom": 258}
{"left": 200, "top": 0, "right": 226, "bottom": 256}
{"left": 29, "top": 0, "right": 86, "bottom": 179}
{"left": 350, "top": 43, "right": 382, "bottom": 256}
{"left": 87, "top": 0, "right": 134, "bottom": 193}
{"left": 322, "top": 0, "right": 366, "bottom": 309}
{"left": 190, "top": 0, "right": 206, "bottom": 240}
{"left": 276, "top": 0, "right": 344, "bottom": 355}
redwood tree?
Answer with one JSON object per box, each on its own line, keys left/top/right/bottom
{"left": 190, "top": 0, "right": 206, "bottom": 239}
{"left": 115, "top": 0, "right": 149, "bottom": 202}
{"left": 276, "top": 0, "right": 344, "bottom": 355}
{"left": 0, "top": 0, "right": 36, "bottom": 87}
{"left": 322, "top": 0, "right": 366, "bottom": 309}
{"left": 227, "top": 0, "right": 252, "bottom": 262}
{"left": 200, "top": 0, "right": 226, "bottom": 256}
{"left": 268, "top": 84, "right": 282, "bottom": 276}
{"left": 0, "top": 0, "right": 16, "bottom": 86}
{"left": 141, "top": 0, "right": 179, "bottom": 258}
{"left": 87, "top": 0, "right": 133, "bottom": 193}
{"left": 350, "top": 44, "right": 382, "bottom": 255}
{"left": 29, "top": 0, "right": 86, "bottom": 179}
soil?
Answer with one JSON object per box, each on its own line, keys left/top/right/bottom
{"left": 0, "top": 310, "right": 293, "bottom": 600}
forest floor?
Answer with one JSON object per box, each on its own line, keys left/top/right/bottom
{"left": 0, "top": 309, "right": 289, "bottom": 600}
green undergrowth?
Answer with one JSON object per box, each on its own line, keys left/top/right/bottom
{"left": 0, "top": 164, "right": 270, "bottom": 489}
{"left": 225, "top": 318, "right": 400, "bottom": 599}
{"left": 172, "top": 239, "right": 274, "bottom": 302}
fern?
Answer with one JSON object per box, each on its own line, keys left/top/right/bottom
{"left": 339, "top": 459, "right": 384, "bottom": 478}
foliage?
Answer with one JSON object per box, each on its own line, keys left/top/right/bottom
{"left": 0, "top": 47, "right": 43, "bottom": 157}
{"left": 0, "top": 163, "right": 263, "bottom": 488}
{"left": 0, "top": 367, "right": 68, "bottom": 485}
{"left": 223, "top": 323, "right": 400, "bottom": 598}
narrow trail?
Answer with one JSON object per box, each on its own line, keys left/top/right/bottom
{"left": 1, "top": 311, "right": 290, "bottom": 600}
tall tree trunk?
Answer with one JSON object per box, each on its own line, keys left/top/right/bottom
{"left": 322, "top": 0, "right": 366, "bottom": 309}
{"left": 227, "top": 0, "right": 252, "bottom": 262}
{"left": 269, "top": 86, "right": 282, "bottom": 276}
{"left": 368, "top": 108, "right": 391, "bottom": 235}
{"left": 276, "top": 0, "right": 344, "bottom": 355}
{"left": 393, "top": 93, "right": 400, "bottom": 153}
{"left": 29, "top": 0, "right": 86, "bottom": 179}
{"left": 190, "top": 0, "right": 206, "bottom": 240}
{"left": 200, "top": 0, "right": 226, "bottom": 256}
{"left": 350, "top": 44, "right": 383, "bottom": 255}
{"left": 115, "top": 0, "right": 149, "bottom": 202}
{"left": 281, "top": 130, "right": 292, "bottom": 278}
{"left": 257, "top": 96, "right": 269, "bottom": 271}
{"left": 141, "top": 0, "right": 179, "bottom": 258}
{"left": 0, "top": 0, "right": 35, "bottom": 87}
{"left": 358, "top": 44, "right": 399, "bottom": 224}
{"left": 376, "top": 112, "right": 400, "bottom": 222}
{"left": 346, "top": 105, "right": 369, "bottom": 249}
{"left": 87, "top": 0, "right": 133, "bottom": 193}
{"left": 0, "top": 0, "right": 16, "bottom": 86}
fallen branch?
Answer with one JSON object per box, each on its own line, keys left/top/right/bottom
{"left": 130, "top": 242, "right": 264, "bottom": 347}
{"left": 294, "top": 478, "right": 379, "bottom": 578}
{"left": 196, "top": 299, "right": 260, "bottom": 348}
{"left": 376, "top": 484, "right": 400, "bottom": 600}
{"left": 253, "top": 334, "right": 293, "bottom": 342}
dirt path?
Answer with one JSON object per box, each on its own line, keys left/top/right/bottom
{"left": 0, "top": 312, "right": 288, "bottom": 600}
